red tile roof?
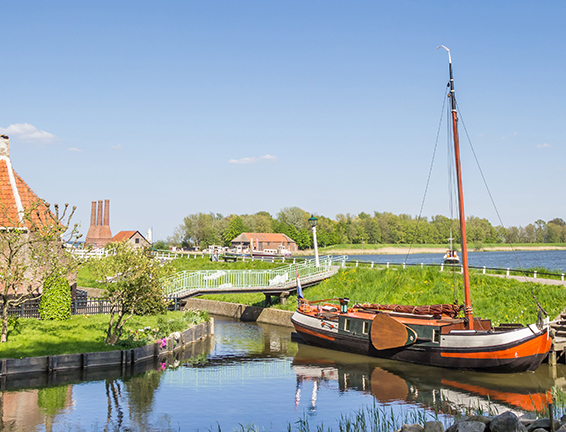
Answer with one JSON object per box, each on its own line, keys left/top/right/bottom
{"left": 239, "top": 233, "right": 295, "bottom": 243}
{"left": 112, "top": 231, "right": 138, "bottom": 243}
{"left": 0, "top": 158, "right": 51, "bottom": 228}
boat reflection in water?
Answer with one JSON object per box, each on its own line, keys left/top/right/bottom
{"left": 292, "top": 343, "right": 563, "bottom": 416}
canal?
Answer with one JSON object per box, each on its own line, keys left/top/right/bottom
{"left": 2, "top": 315, "right": 565, "bottom": 431}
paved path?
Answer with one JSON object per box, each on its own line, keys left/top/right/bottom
{"left": 486, "top": 274, "right": 566, "bottom": 286}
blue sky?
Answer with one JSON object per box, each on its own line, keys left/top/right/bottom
{"left": 1, "top": 1, "right": 565, "bottom": 241}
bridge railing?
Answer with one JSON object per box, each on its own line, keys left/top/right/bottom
{"left": 162, "top": 255, "right": 347, "bottom": 298}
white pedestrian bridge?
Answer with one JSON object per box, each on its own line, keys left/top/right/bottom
{"left": 162, "top": 256, "right": 347, "bottom": 300}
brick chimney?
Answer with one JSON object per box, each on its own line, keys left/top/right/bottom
{"left": 85, "top": 199, "right": 113, "bottom": 247}
{"left": 0, "top": 135, "right": 10, "bottom": 158}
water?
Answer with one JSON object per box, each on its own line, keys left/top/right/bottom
{"left": 2, "top": 316, "right": 565, "bottom": 431}
{"left": 346, "top": 249, "right": 566, "bottom": 272}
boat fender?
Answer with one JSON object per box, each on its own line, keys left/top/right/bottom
{"left": 370, "top": 313, "right": 418, "bottom": 351}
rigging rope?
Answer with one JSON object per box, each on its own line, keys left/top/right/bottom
{"left": 456, "top": 101, "right": 546, "bottom": 315}
{"left": 380, "top": 86, "right": 449, "bottom": 304}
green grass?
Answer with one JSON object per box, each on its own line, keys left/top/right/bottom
{"left": 0, "top": 310, "right": 209, "bottom": 359}
{"left": 170, "top": 256, "right": 286, "bottom": 272}
{"left": 76, "top": 265, "right": 106, "bottom": 289}
{"left": 202, "top": 266, "right": 566, "bottom": 325}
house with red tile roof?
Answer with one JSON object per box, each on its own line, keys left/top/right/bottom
{"left": 112, "top": 230, "right": 150, "bottom": 249}
{"left": 0, "top": 135, "right": 52, "bottom": 228}
{"left": 231, "top": 232, "right": 297, "bottom": 252}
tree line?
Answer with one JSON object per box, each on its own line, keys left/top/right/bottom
{"left": 159, "top": 207, "right": 566, "bottom": 250}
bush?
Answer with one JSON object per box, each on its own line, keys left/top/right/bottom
{"left": 39, "top": 275, "right": 71, "bottom": 321}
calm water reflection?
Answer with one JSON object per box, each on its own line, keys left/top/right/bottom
{"left": 2, "top": 316, "right": 565, "bottom": 431}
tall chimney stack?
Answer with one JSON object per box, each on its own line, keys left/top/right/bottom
{"left": 104, "top": 199, "right": 110, "bottom": 226}
{"left": 97, "top": 200, "right": 103, "bottom": 226}
{"left": 85, "top": 198, "right": 113, "bottom": 248}
{"left": 90, "top": 201, "right": 96, "bottom": 226}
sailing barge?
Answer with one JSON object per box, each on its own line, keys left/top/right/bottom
{"left": 291, "top": 47, "right": 551, "bottom": 373}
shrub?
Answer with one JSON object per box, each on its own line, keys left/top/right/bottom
{"left": 39, "top": 275, "right": 71, "bottom": 321}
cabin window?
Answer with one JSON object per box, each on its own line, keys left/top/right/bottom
{"left": 363, "top": 321, "right": 370, "bottom": 334}
{"left": 345, "top": 319, "right": 351, "bottom": 331}
{"left": 432, "top": 329, "right": 440, "bottom": 343}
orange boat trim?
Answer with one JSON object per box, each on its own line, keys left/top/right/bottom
{"left": 440, "top": 332, "right": 550, "bottom": 359}
{"left": 295, "top": 324, "right": 335, "bottom": 341}
{"left": 441, "top": 379, "right": 549, "bottom": 412}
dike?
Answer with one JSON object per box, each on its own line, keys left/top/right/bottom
{"left": 184, "top": 298, "right": 294, "bottom": 328}
{"left": 0, "top": 319, "right": 214, "bottom": 378}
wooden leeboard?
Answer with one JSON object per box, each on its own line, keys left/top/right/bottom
{"left": 370, "top": 313, "right": 418, "bottom": 351}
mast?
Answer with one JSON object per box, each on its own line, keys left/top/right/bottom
{"left": 438, "top": 46, "right": 474, "bottom": 329}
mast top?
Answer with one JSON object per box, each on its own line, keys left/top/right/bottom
{"left": 436, "top": 45, "right": 452, "bottom": 64}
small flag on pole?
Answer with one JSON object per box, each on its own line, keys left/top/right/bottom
{"left": 296, "top": 270, "right": 303, "bottom": 299}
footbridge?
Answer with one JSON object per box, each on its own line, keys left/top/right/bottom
{"left": 162, "top": 256, "right": 347, "bottom": 303}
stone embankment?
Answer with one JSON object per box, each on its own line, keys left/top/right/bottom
{"left": 0, "top": 319, "right": 214, "bottom": 378}
{"left": 184, "top": 298, "right": 294, "bottom": 327}
{"left": 397, "top": 411, "right": 565, "bottom": 432}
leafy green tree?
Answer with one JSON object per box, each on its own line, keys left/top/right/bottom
{"left": 547, "top": 222, "right": 565, "bottom": 243}
{"left": 0, "top": 202, "right": 80, "bottom": 343}
{"left": 152, "top": 240, "right": 168, "bottom": 250}
{"left": 534, "top": 219, "right": 548, "bottom": 243}
{"left": 222, "top": 215, "right": 246, "bottom": 246}
{"left": 277, "top": 207, "right": 309, "bottom": 231}
{"left": 88, "top": 241, "right": 172, "bottom": 345}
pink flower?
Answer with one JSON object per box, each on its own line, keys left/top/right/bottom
{"left": 160, "top": 338, "right": 167, "bottom": 348}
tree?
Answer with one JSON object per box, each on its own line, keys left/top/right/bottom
{"left": 0, "top": 202, "right": 80, "bottom": 343}
{"left": 277, "top": 207, "right": 309, "bottom": 231}
{"left": 222, "top": 215, "right": 246, "bottom": 246}
{"left": 88, "top": 241, "right": 172, "bottom": 345}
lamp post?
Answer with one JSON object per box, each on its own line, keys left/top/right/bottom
{"left": 308, "top": 215, "right": 319, "bottom": 267}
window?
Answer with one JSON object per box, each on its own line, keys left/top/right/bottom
{"left": 363, "top": 321, "right": 370, "bottom": 334}
{"left": 135, "top": 238, "right": 140, "bottom": 244}
{"left": 345, "top": 319, "right": 351, "bottom": 331}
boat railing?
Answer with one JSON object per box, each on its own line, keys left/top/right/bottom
{"left": 162, "top": 255, "right": 348, "bottom": 298}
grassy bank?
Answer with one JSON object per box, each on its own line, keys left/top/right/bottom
{"left": 0, "top": 310, "right": 209, "bottom": 359}
{"left": 202, "top": 266, "right": 566, "bottom": 325}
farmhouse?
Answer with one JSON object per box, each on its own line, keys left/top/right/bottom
{"left": 112, "top": 230, "right": 150, "bottom": 249}
{"left": 230, "top": 232, "right": 297, "bottom": 252}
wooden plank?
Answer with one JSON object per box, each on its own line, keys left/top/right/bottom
{"left": 370, "top": 313, "right": 417, "bottom": 351}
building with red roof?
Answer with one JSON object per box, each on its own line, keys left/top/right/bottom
{"left": 0, "top": 135, "right": 51, "bottom": 228}
{"left": 231, "top": 232, "right": 297, "bottom": 252}
{"left": 112, "top": 230, "right": 150, "bottom": 249}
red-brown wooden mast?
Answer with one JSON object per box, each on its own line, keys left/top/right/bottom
{"left": 439, "top": 46, "right": 474, "bottom": 329}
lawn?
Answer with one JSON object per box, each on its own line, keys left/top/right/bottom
{"left": 0, "top": 310, "right": 209, "bottom": 359}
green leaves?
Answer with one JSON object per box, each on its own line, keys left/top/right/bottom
{"left": 39, "top": 275, "right": 71, "bottom": 321}
{"left": 88, "top": 241, "right": 173, "bottom": 345}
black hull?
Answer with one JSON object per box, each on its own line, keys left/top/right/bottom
{"left": 292, "top": 317, "right": 549, "bottom": 373}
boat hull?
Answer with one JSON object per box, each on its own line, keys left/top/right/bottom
{"left": 291, "top": 311, "right": 551, "bottom": 373}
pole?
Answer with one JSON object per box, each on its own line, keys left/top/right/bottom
{"left": 312, "top": 225, "right": 319, "bottom": 267}
{"left": 439, "top": 45, "right": 473, "bottom": 330}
